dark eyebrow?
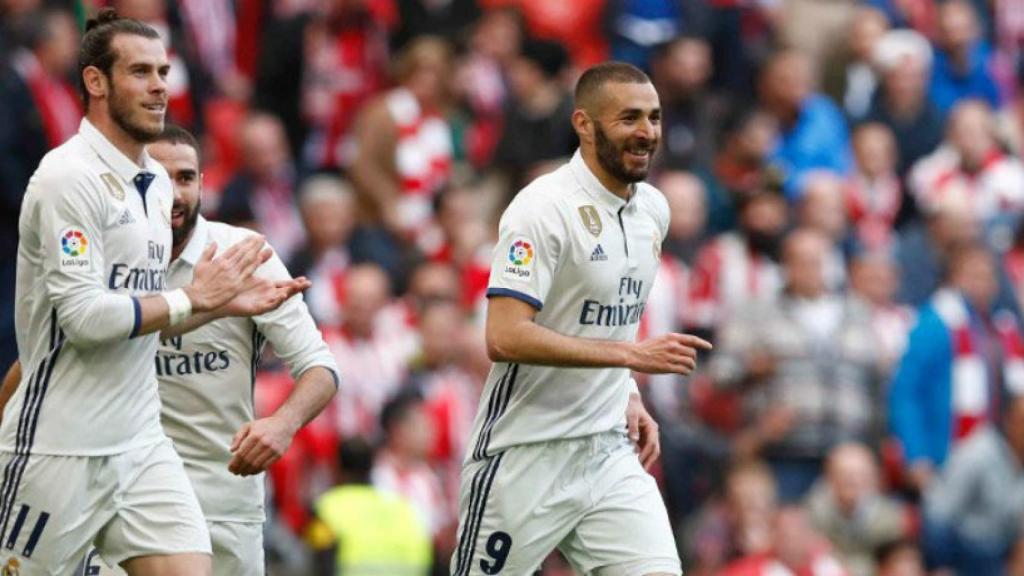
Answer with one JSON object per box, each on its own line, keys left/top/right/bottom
{"left": 619, "top": 108, "right": 661, "bottom": 117}
{"left": 175, "top": 169, "right": 198, "bottom": 178}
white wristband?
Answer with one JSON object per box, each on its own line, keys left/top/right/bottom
{"left": 162, "top": 288, "right": 193, "bottom": 326}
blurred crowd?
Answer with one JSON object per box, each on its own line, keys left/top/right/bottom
{"left": 6, "top": 0, "right": 1024, "bottom": 575}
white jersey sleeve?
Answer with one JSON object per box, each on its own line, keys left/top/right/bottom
{"left": 34, "top": 168, "right": 137, "bottom": 345}
{"left": 486, "top": 194, "right": 565, "bottom": 310}
{"left": 252, "top": 249, "right": 340, "bottom": 385}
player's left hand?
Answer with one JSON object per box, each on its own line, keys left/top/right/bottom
{"left": 626, "top": 392, "right": 660, "bottom": 470}
{"left": 228, "top": 416, "right": 297, "bottom": 476}
{"left": 218, "top": 276, "right": 311, "bottom": 318}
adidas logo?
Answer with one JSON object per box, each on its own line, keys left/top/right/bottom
{"left": 117, "top": 209, "right": 136, "bottom": 226}
{"left": 590, "top": 244, "right": 608, "bottom": 261}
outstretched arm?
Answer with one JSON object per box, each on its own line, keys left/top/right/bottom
{"left": 485, "top": 296, "right": 711, "bottom": 373}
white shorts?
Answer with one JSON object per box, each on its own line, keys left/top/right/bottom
{"left": 450, "top": 432, "right": 681, "bottom": 576}
{"left": 82, "top": 520, "right": 262, "bottom": 576}
{"left": 0, "top": 439, "right": 210, "bottom": 575}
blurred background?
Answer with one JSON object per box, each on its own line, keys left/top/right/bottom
{"left": 5, "top": 0, "right": 1024, "bottom": 574}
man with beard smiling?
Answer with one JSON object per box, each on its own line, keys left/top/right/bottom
{"left": 451, "top": 62, "right": 711, "bottom": 576}
{"left": 0, "top": 9, "right": 307, "bottom": 576}
{"left": 81, "top": 125, "right": 339, "bottom": 576}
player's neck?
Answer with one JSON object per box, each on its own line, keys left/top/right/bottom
{"left": 580, "top": 149, "right": 630, "bottom": 200}
{"left": 170, "top": 230, "right": 194, "bottom": 262}
{"left": 86, "top": 111, "right": 147, "bottom": 167}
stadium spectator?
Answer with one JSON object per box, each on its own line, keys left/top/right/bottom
{"left": 0, "top": 7, "right": 79, "bottom": 370}
{"left": 647, "top": 171, "right": 706, "bottom": 377}
{"left": 422, "top": 185, "right": 492, "bottom": 314}
{"left": 649, "top": 35, "right": 716, "bottom": 172}
{"left": 452, "top": 7, "right": 522, "bottom": 168}
{"left": 895, "top": 196, "right": 981, "bottom": 307}
{"left": 846, "top": 123, "right": 903, "bottom": 249}
{"left": 707, "top": 107, "right": 782, "bottom": 234}
{"left": 253, "top": 0, "right": 390, "bottom": 162}
{"left": 849, "top": 251, "right": 915, "bottom": 378}
{"left": 688, "top": 186, "right": 786, "bottom": 334}
{"left": 805, "top": 443, "right": 907, "bottom": 576}
{"left": 605, "top": 0, "right": 708, "bottom": 70}
{"left": 326, "top": 264, "right": 417, "bottom": 440}
{"left": 721, "top": 505, "right": 848, "bottom": 576}
{"left": 288, "top": 175, "right": 358, "bottom": 326}
{"left": 492, "top": 38, "right": 576, "bottom": 187}
{"left": 308, "top": 436, "right": 432, "bottom": 576}
{"left": 862, "top": 29, "right": 944, "bottom": 177}
{"left": 796, "top": 170, "right": 851, "bottom": 290}
{"left": 923, "top": 393, "right": 1024, "bottom": 575}
{"left": 875, "top": 539, "right": 927, "bottom": 576}
{"left": 349, "top": 36, "right": 454, "bottom": 251}
{"left": 371, "top": 389, "right": 448, "bottom": 542}
{"left": 299, "top": 0, "right": 390, "bottom": 170}
{"left": 930, "top": 0, "right": 1001, "bottom": 114}
{"left": 889, "top": 243, "right": 1023, "bottom": 494}
{"left": 908, "top": 99, "right": 1024, "bottom": 250}
{"left": 758, "top": 49, "right": 851, "bottom": 198}
{"left": 822, "top": 6, "right": 890, "bottom": 120}
{"left": 710, "top": 229, "right": 879, "bottom": 501}
{"left": 684, "top": 460, "right": 779, "bottom": 576}
{"left": 218, "top": 112, "right": 306, "bottom": 263}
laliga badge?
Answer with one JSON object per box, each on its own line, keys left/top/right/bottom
{"left": 59, "top": 227, "right": 91, "bottom": 272}
{"left": 503, "top": 238, "right": 534, "bottom": 280}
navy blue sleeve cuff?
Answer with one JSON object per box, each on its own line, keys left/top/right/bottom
{"left": 486, "top": 288, "right": 543, "bottom": 311}
{"left": 129, "top": 296, "right": 142, "bottom": 338}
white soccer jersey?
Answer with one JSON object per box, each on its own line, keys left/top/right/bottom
{"left": 159, "top": 216, "right": 339, "bottom": 522}
{"left": 2, "top": 119, "right": 173, "bottom": 456}
{"left": 467, "top": 150, "right": 669, "bottom": 462}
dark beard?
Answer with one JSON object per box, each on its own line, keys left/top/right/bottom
{"left": 172, "top": 198, "right": 201, "bottom": 248}
{"left": 594, "top": 121, "right": 654, "bottom": 184}
{"left": 108, "top": 81, "right": 162, "bottom": 143}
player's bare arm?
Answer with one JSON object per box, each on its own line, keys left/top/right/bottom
{"left": 0, "top": 361, "right": 21, "bottom": 428}
{"left": 486, "top": 296, "right": 711, "bottom": 374}
{"left": 227, "top": 365, "right": 337, "bottom": 476}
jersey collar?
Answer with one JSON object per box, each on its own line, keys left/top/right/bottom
{"left": 79, "top": 118, "right": 159, "bottom": 183}
{"left": 178, "top": 215, "right": 210, "bottom": 268}
{"left": 569, "top": 149, "right": 633, "bottom": 214}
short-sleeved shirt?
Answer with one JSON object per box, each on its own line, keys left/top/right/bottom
{"left": 466, "top": 150, "right": 669, "bottom": 461}
{"left": 159, "top": 216, "right": 339, "bottom": 522}
{"left": 3, "top": 118, "right": 173, "bottom": 456}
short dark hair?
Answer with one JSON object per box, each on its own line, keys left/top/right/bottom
{"left": 337, "top": 436, "right": 375, "bottom": 483}
{"left": 379, "top": 388, "right": 424, "bottom": 438}
{"left": 154, "top": 124, "right": 201, "bottom": 165}
{"left": 520, "top": 39, "right": 568, "bottom": 79}
{"left": 78, "top": 8, "right": 161, "bottom": 107}
{"left": 574, "top": 61, "right": 651, "bottom": 111}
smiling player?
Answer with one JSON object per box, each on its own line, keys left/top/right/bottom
{"left": 450, "top": 62, "right": 712, "bottom": 576}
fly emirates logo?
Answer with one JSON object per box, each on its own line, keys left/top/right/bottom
{"left": 108, "top": 241, "right": 166, "bottom": 292}
{"left": 156, "top": 334, "right": 232, "bottom": 377}
{"left": 579, "top": 277, "right": 645, "bottom": 327}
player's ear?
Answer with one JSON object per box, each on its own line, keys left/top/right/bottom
{"left": 571, "top": 109, "right": 593, "bottom": 143}
{"left": 83, "top": 66, "right": 108, "bottom": 101}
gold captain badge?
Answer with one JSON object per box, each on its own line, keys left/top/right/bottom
{"left": 578, "top": 205, "right": 602, "bottom": 237}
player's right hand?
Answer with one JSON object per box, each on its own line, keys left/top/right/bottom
{"left": 627, "top": 333, "right": 712, "bottom": 374}
{"left": 185, "top": 236, "right": 272, "bottom": 313}
{"left": 218, "top": 276, "right": 311, "bottom": 318}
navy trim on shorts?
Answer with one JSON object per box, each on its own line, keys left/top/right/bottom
{"left": 0, "top": 309, "right": 64, "bottom": 544}
{"left": 453, "top": 452, "right": 504, "bottom": 576}
{"left": 486, "top": 288, "right": 543, "bottom": 311}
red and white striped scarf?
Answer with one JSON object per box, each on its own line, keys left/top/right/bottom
{"left": 932, "top": 289, "right": 1024, "bottom": 441}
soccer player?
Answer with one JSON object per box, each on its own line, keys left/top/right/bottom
{"left": 142, "top": 124, "right": 336, "bottom": 574}
{"left": 0, "top": 10, "right": 305, "bottom": 575}
{"left": 450, "top": 62, "right": 712, "bottom": 576}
